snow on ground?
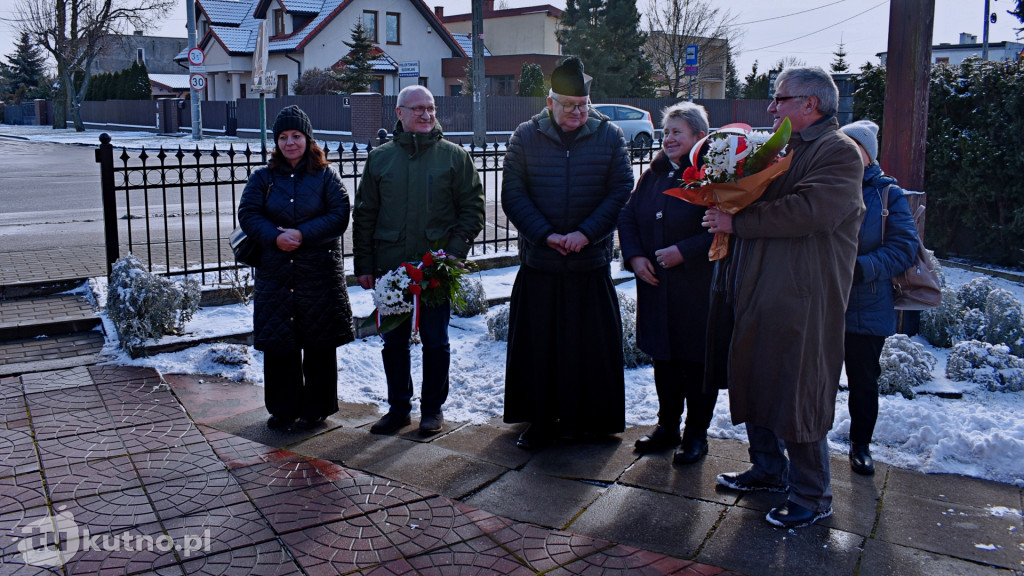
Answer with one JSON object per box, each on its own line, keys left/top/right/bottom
{"left": 95, "top": 262, "right": 1024, "bottom": 488}
{"left": 11, "top": 124, "right": 1022, "bottom": 488}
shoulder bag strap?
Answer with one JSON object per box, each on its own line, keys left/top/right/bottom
{"left": 879, "top": 184, "right": 891, "bottom": 243}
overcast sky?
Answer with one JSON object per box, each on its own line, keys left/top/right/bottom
{"left": 1, "top": 0, "right": 1021, "bottom": 81}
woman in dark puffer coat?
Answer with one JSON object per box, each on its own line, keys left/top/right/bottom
{"left": 238, "top": 105, "right": 354, "bottom": 432}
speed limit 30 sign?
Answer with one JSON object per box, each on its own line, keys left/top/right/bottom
{"left": 189, "top": 73, "right": 207, "bottom": 91}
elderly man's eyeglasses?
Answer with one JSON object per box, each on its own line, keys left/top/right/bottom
{"left": 551, "top": 96, "right": 590, "bottom": 113}
{"left": 771, "top": 94, "right": 808, "bottom": 105}
{"left": 399, "top": 105, "right": 436, "bottom": 116}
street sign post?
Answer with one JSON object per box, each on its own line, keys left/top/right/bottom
{"left": 189, "top": 73, "right": 207, "bottom": 91}
{"left": 398, "top": 61, "right": 420, "bottom": 78}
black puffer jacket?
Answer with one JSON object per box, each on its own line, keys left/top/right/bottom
{"left": 502, "top": 108, "right": 634, "bottom": 272}
{"left": 238, "top": 163, "right": 354, "bottom": 351}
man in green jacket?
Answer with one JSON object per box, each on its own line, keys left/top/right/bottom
{"left": 353, "top": 85, "right": 485, "bottom": 436}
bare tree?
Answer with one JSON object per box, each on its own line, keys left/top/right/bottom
{"left": 14, "top": 0, "right": 175, "bottom": 131}
{"left": 644, "top": 0, "right": 737, "bottom": 99}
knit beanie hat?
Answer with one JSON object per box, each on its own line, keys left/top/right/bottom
{"left": 550, "top": 56, "right": 592, "bottom": 97}
{"left": 273, "top": 105, "right": 313, "bottom": 141}
{"left": 840, "top": 120, "right": 879, "bottom": 163}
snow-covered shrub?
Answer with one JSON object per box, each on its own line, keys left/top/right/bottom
{"left": 983, "top": 289, "right": 1024, "bottom": 357}
{"left": 946, "top": 340, "right": 1024, "bottom": 393}
{"left": 486, "top": 305, "right": 509, "bottom": 341}
{"left": 878, "top": 334, "right": 937, "bottom": 398}
{"left": 961, "top": 308, "right": 987, "bottom": 342}
{"left": 107, "top": 254, "right": 201, "bottom": 357}
{"left": 210, "top": 344, "right": 250, "bottom": 366}
{"left": 617, "top": 291, "right": 651, "bottom": 368}
{"left": 454, "top": 277, "right": 488, "bottom": 318}
{"left": 958, "top": 276, "right": 993, "bottom": 310}
{"left": 919, "top": 287, "right": 964, "bottom": 347}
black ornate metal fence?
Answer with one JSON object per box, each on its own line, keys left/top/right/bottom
{"left": 96, "top": 133, "right": 657, "bottom": 285}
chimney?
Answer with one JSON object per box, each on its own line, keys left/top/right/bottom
{"left": 434, "top": 6, "right": 444, "bottom": 18}
{"left": 959, "top": 32, "right": 977, "bottom": 44}
{"left": 484, "top": 0, "right": 495, "bottom": 12}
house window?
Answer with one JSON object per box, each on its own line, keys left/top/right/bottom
{"left": 386, "top": 12, "right": 400, "bottom": 44}
{"left": 418, "top": 77, "right": 428, "bottom": 88}
{"left": 487, "top": 75, "right": 515, "bottom": 96}
{"left": 276, "top": 74, "right": 288, "bottom": 97}
{"left": 363, "top": 11, "right": 378, "bottom": 42}
{"left": 240, "top": 84, "right": 247, "bottom": 97}
{"left": 450, "top": 85, "right": 462, "bottom": 96}
{"left": 369, "top": 76, "right": 383, "bottom": 93}
{"left": 136, "top": 48, "right": 146, "bottom": 66}
{"left": 274, "top": 10, "right": 285, "bottom": 35}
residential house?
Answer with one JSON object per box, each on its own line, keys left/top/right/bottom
{"left": 179, "top": 0, "right": 467, "bottom": 101}
{"left": 93, "top": 31, "right": 191, "bottom": 98}
{"left": 878, "top": 33, "right": 1024, "bottom": 66}
{"left": 436, "top": 0, "right": 564, "bottom": 96}
{"left": 646, "top": 32, "right": 728, "bottom": 99}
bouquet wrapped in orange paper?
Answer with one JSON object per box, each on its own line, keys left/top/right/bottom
{"left": 664, "top": 118, "right": 792, "bottom": 261}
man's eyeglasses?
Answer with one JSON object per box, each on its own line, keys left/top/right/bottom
{"left": 551, "top": 96, "right": 590, "bottom": 113}
{"left": 399, "top": 105, "right": 436, "bottom": 115}
{"left": 771, "top": 94, "right": 808, "bottom": 105}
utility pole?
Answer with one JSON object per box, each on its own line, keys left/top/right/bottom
{"left": 185, "top": 0, "right": 203, "bottom": 140}
{"left": 982, "top": 0, "right": 991, "bottom": 60}
{"left": 472, "top": 0, "right": 486, "bottom": 147}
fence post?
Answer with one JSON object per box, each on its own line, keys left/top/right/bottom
{"left": 95, "top": 133, "right": 120, "bottom": 276}
{"left": 351, "top": 93, "right": 383, "bottom": 143}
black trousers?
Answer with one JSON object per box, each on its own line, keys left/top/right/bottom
{"left": 263, "top": 347, "right": 339, "bottom": 420}
{"left": 652, "top": 358, "right": 717, "bottom": 438}
{"left": 844, "top": 332, "right": 886, "bottom": 446}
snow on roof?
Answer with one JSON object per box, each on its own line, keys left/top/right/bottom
{"left": 199, "top": 0, "right": 252, "bottom": 25}
{"left": 450, "top": 33, "right": 491, "bottom": 57}
{"left": 278, "top": 0, "right": 323, "bottom": 14}
{"left": 149, "top": 74, "right": 191, "bottom": 89}
{"left": 211, "top": 25, "right": 257, "bottom": 53}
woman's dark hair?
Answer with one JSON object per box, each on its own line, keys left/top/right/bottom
{"left": 268, "top": 136, "right": 330, "bottom": 172}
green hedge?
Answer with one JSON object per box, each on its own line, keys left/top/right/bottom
{"left": 852, "top": 58, "right": 1024, "bottom": 267}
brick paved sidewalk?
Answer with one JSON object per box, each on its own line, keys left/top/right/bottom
{"left": 0, "top": 365, "right": 743, "bottom": 575}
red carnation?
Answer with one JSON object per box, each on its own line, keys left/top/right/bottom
{"left": 682, "top": 165, "right": 705, "bottom": 184}
{"left": 408, "top": 283, "right": 423, "bottom": 295}
{"left": 428, "top": 278, "right": 440, "bottom": 289}
{"left": 403, "top": 263, "right": 424, "bottom": 282}
{"left": 422, "top": 252, "right": 435, "bottom": 267}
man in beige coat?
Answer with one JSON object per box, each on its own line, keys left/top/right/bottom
{"left": 703, "top": 67, "right": 865, "bottom": 528}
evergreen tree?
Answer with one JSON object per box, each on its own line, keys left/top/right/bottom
{"left": 831, "top": 41, "right": 850, "bottom": 73}
{"left": 724, "top": 47, "right": 743, "bottom": 98}
{"left": 337, "top": 21, "right": 376, "bottom": 94}
{"left": 742, "top": 60, "right": 769, "bottom": 99}
{"left": 852, "top": 61, "right": 886, "bottom": 125}
{"left": 517, "top": 62, "right": 546, "bottom": 97}
{"left": 1010, "top": 1, "right": 1023, "bottom": 33}
{"left": 556, "top": 0, "right": 654, "bottom": 98}
{"left": 125, "top": 61, "right": 151, "bottom": 99}
{"left": 3, "top": 32, "right": 48, "bottom": 102}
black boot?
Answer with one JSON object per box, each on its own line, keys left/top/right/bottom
{"left": 850, "top": 443, "right": 875, "bottom": 476}
{"left": 634, "top": 425, "right": 681, "bottom": 453}
{"left": 673, "top": 430, "right": 709, "bottom": 465}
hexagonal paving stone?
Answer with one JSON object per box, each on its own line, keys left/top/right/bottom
{"left": 117, "top": 419, "right": 206, "bottom": 454}
{"left": 21, "top": 366, "right": 93, "bottom": 394}
{"left": 0, "top": 428, "right": 41, "bottom": 476}
{"left": 405, "top": 536, "right": 535, "bottom": 574}
{"left": 0, "top": 473, "right": 47, "bottom": 515}
{"left": 44, "top": 455, "right": 141, "bottom": 505}
{"left": 489, "top": 521, "right": 612, "bottom": 573}
{"left": 144, "top": 469, "right": 250, "bottom": 522}
{"left": 230, "top": 456, "right": 357, "bottom": 500}
{"left": 282, "top": 514, "right": 402, "bottom": 574}
{"left": 368, "top": 497, "right": 505, "bottom": 558}
{"left": 36, "top": 428, "right": 127, "bottom": 469}
{"left": 178, "top": 540, "right": 303, "bottom": 575}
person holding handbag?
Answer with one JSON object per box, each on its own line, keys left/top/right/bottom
{"left": 238, "top": 105, "right": 354, "bottom": 432}
{"left": 839, "top": 120, "right": 918, "bottom": 475}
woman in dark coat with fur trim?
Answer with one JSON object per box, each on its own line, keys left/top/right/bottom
{"left": 618, "top": 102, "right": 718, "bottom": 465}
{"left": 238, "top": 105, "right": 354, "bottom": 432}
